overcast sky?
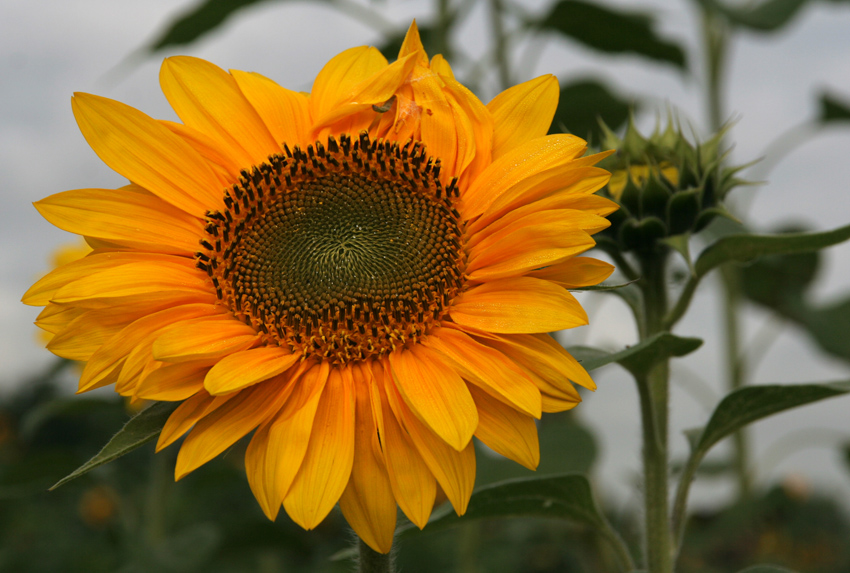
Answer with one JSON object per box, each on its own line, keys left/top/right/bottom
{"left": 3, "top": 0, "right": 850, "bottom": 511}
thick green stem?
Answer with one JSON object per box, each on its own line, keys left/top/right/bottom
{"left": 358, "top": 537, "right": 394, "bottom": 573}
{"left": 636, "top": 253, "right": 673, "bottom": 572}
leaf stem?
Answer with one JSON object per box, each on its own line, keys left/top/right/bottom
{"left": 662, "top": 273, "right": 699, "bottom": 331}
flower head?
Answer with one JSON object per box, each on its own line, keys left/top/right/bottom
{"left": 23, "top": 22, "right": 615, "bottom": 552}
{"left": 598, "top": 115, "right": 745, "bottom": 254}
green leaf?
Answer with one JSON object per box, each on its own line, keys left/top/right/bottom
{"left": 691, "top": 381, "right": 850, "bottom": 458}
{"left": 570, "top": 332, "right": 702, "bottom": 380}
{"left": 539, "top": 0, "right": 686, "bottom": 69}
{"left": 148, "top": 0, "right": 278, "bottom": 51}
{"left": 736, "top": 565, "right": 799, "bottom": 573}
{"left": 819, "top": 91, "right": 850, "bottom": 124}
{"left": 549, "top": 80, "right": 633, "bottom": 143}
{"left": 397, "top": 474, "right": 607, "bottom": 538}
{"left": 694, "top": 223, "right": 850, "bottom": 278}
{"left": 696, "top": 0, "right": 809, "bottom": 32}
{"left": 50, "top": 401, "right": 180, "bottom": 490}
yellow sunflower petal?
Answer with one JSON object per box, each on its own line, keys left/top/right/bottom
{"left": 71, "top": 93, "right": 224, "bottom": 215}
{"left": 156, "top": 391, "right": 227, "bottom": 452}
{"left": 462, "top": 134, "right": 587, "bottom": 219}
{"left": 175, "top": 380, "right": 290, "bottom": 479}
{"left": 160, "top": 56, "right": 280, "bottom": 169}
{"left": 311, "top": 51, "right": 419, "bottom": 131}
{"left": 388, "top": 344, "right": 478, "bottom": 451}
{"left": 370, "top": 361, "right": 436, "bottom": 529}
{"left": 469, "top": 385, "right": 540, "bottom": 470}
{"left": 47, "top": 309, "right": 131, "bottom": 361}
{"left": 283, "top": 368, "right": 355, "bottom": 529}
{"left": 245, "top": 361, "right": 329, "bottom": 520}
{"left": 528, "top": 257, "right": 615, "bottom": 288}
{"left": 339, "top": 366, "right": 397, "bottom": 554}
{"left": 161, "top": 120, "right": 243, "bottom": 183}
{"left": 152, "top": 315, "right": 258, "bottom": 362}
{"left": 398, "top": 20, "right": 430, "bottom": 65}
{"left": 450, "top": 277, "right": 588, "bottom": 334}
{"left": 442, "top": 76, "right": 493, "bottom": 184}
{"left": 310, "top": 46, "right": 388, "bottom": 126}
{"left": 541, "top": 393, "right": 581, "bottom": 413}
{"left": 384, "top": 379, "right": 475, "bottom": 515}
{"left": 204, "top": 346, "right": 299, "bottom": 395}
{"left": 423, "top": 327, "right": 541, "bottom": 418}
{"left": 466, "top": 222, "right": 597, "bottom": 282}
{"left": 35, "top": 187, "right": 204, "bottom": 255}
{"left": 469, "top": 165, "right": 612, "bottom": 237}
{"left": 231, "top": 70, "right": 312, "bottom": 149}
{"left": 487, "top": 333, "right": 596, "bottom": 391}
{"left": 488, "top": 75, "right": 559, "bottom": 160}
{"left": 135, "top": 361, "right": 208, "bottom": 401}
{"left": 80, "top": 303, "right": 221, "bottom": 393}
{"left": 51, "top": 259, "right": 211, "bottom": 309}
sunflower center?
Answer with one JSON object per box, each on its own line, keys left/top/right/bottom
{"left": 197, "top": 133, "right": 465, "bottom": 364}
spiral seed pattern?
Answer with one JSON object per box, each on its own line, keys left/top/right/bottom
{"left": 196, "top": 132, "right": 464, "bottom": 364}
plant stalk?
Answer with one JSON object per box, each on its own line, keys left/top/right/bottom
{"left": 358, "top": 537, "right": 394, "bottom": 573}
{"left": 637, "top": 252, "right": 673, "bottom": 572}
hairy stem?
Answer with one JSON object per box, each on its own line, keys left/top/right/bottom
{"left": 358, "top": 537, "right": 394, "bottom": 573}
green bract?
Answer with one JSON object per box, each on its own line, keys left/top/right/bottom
{"left": 597, "top": 116, "right": 747, "bottom": 254}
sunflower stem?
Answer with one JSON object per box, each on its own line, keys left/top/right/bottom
{"left": 358, "top": 537, "right": 394, "bottom": 573}
{"left": 637, "top": 253, "right": 673, "bottom": 573}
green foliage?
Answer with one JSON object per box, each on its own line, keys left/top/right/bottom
{"left": 688, "top": 382, "right": 850, "bottom": 460}
{"left": 539, "top": 0, "right": 686, "bottom": 69}
{"left": 695, "top": 223, "right": 850, "bottom": 278}
{"left": 398, "top": 474, "right": 607, "bottom": 537}
{"left": 550, "top": 80, "right": 633, "bottom": 143}
{"left": 740, "top": 230, "right": 850, "bottom": 363}
{"left": 819, "top": 91, "right": 850, "bottom": 123}
{"left": 696, "top": 0, "right": 811, "bottom": 32}
{"left": 148, "top": 0, "right": 277, "bottom": 51}
{"left": 569, "top": 332, "right": 702, "bottom": 380}
{"left": 50, "top": 401, "right": 179, "bottom": 490}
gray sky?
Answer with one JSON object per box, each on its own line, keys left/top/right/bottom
{"left": 3, "top": 0, "right": 850, "bottom": 512}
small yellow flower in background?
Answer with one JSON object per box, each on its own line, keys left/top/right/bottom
{"left": 23, "top": 22, "right": 616, "bottom": 552}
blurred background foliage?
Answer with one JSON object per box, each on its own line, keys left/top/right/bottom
{"left": 5, "top": 0, "right": 850, "bottom": 571}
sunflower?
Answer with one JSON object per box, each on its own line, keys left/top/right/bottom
{"left": 23, "top": 22, "right": 616, "bottom": 552}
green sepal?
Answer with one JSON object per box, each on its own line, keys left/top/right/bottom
{"left": 660, "top": 233, "right": 694, "bottom": 274}
{"left": 620, "top": 216, "right": 667, "bottom": 252}
{"left": 618, "top": 173, "right": 643, "bottom": 217}
{"left": 694, "top": 204, "right": 738, "bottom": 232}
{"left": 640, "top": 171, "right": 673, "bottom": 221}
{"left": 667, "top": 187, "right": 701, "bottom": 234}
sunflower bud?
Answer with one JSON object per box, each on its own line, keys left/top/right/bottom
{"left": 597, "top": 116, "right": 745, "bottom": 254}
